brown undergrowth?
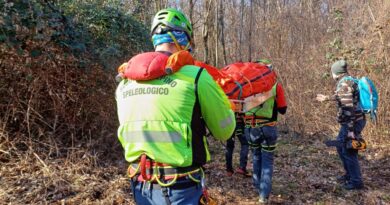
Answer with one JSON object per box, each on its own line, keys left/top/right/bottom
{"left": 2, "top": 126, "right": 390, "bottom": 204}
{"left": 1, "top": 1, "right": 390, "bottom": 204}
{"left": 0, "top": 41, "right": 124, "bottom": 204}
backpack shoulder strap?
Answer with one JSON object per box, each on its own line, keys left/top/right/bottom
{"left": 337, "top": 76, "right": 357, "bottom": 90}
{"left": 194, "top": 67, "right": 204, "bottom": 99}
{"left": 193, "top": 67, "right": 207, "bottom": 138}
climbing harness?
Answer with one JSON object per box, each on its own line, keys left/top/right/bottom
{"left": 244, "top": 115, "right": 276, "bottom": 128}
{"left": 128, "top": 155, "right": 202, "bottom": 184}
{"left": 128, "top": 154, "right": 205, "bottom": 204}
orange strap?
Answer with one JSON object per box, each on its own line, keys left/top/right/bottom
{"left": 244, "top": 116, "right": 277, "bottom": 127}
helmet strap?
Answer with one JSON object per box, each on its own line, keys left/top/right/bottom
{"left": 184, "top": 42, "right": 191, "bottom": 51}
{"left": 167, "top": 32, "right": 183, "bottom": 51}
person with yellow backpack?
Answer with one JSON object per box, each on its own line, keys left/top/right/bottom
{"left": 244, "top": 61, "right": 287, "bottom": 204}
{"left": 115, "top": 8, "right": 235, "bottom": 205}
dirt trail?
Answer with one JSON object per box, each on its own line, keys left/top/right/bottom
{"left": 206, "top": 132, "right": 390, "bottom": 204}
{"left": 2, "top": 131, "right": 389, "bottom": 204}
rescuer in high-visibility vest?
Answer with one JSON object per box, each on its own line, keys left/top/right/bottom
{"left": 115, "top": 8, "right": 235, "bottom": 205}
{"left": 244, "top": 60, "right": 287, "bottom": 204}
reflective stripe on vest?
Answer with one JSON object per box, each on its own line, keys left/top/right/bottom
{"left": 220, "top": 115, "right": 234, "bottom": 128}
{"left": 122, "top": 131, "right": 182, "bottom": 143}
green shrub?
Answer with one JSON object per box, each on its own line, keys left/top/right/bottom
{"left": 0, "top": 0, "right": 153, "bottom": 69}
{"left": 59, "top": 0, "right": 153, "bottom": 68}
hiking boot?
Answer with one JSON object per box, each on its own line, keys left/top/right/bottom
{"left": 343, "top": 182, "right": 364, "bottom": 190}
{"left": 226, "top": 169, "right": 234, "bottom": 177}
{"left": 336, "top": 175, "right": 349, "bottom": 183}
{"left": 236, "top": 167, "right": 251, "bottom": 177}
{"left": 258, "top": 197, "right": 268, "bottom": 204}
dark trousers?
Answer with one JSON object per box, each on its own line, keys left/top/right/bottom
{"left": 225, "top": 121, "right": 249, "bottom": 171}
{"left": 245, "top": 125, "right": 278, "bottom": 200}
{"left": 336, "top": 119, "right": 366, "bottom": 186}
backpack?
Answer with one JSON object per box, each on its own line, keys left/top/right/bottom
{"left": 220, "top": 62, "right": 277, "bottom": 99}
{"left": 338, "top": 76, "right": 378, "bottom": 122}
{"left": 117, "top": 50, "right": 196, "bottom": 81}
{"left": 194, "top": 61, "right": 277, "bottom": 113}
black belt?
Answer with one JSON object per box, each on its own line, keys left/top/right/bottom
{"left": 153, "top": 181, "right": 199, "bottom": 190}
{"left": 137, "top": 179, "right": 199, "bottom": 190}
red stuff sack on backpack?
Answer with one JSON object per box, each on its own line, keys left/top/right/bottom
{"left": 220, "top": 62, "right": 277, "bottom": 99}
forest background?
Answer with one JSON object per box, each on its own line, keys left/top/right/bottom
{"left": 1, "top": 0, "right": 389, "bottom": 204}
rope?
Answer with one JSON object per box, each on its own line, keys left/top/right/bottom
{"left": 242, "top": 75, "right": 254, "bottom": 95}
{"left": 188, "top": 167, "right": 204, "bottom": 183}
{"left": 155, "top": 173, "right": 178, "bottom": 187}
{"left": 127, "top": 162, "right": 140, "bottom": 178}
{"left": 233, "top": 81, "right": 243, "bottom": 100}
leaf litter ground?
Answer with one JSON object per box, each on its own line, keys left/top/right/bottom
{"left": 1, "top": 131, "right": 389, "bottom": 204}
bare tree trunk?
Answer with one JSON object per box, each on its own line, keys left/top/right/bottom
{"left": 155, "top": 0, "right": 168, "bottom": 11}
{"left": 132, "top": 0, "right": 153, "bottom": 26}
{"left": 239, "top": 0, "right": 244, "bottom": 61}
{"left": 215, "top": 0, "right": 219, "bottom": 67}
{"left": 248, "top": 0, "right": 253, "bottom": 62}
{"left": 154, "top": 1, "right": 160, "bottom": 12}
{"left": 202, "top": 0, "right": 212, "bottom": 63}
{"left": 189, "top": 0, "right": 195, "bottom": 25}
{"left": 219, "top": 0, "right": 227, "bottom": 65}
{"left": 164, "top": 0, "right": 168, "bottom": 8}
